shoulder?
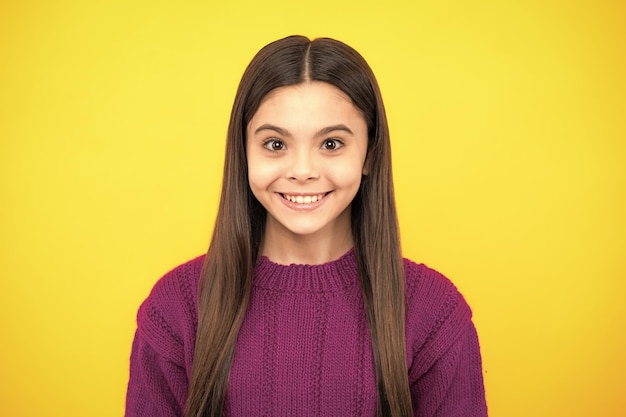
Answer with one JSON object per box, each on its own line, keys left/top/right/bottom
{"left": 135, "top": 255, "right": 204, "bottom": 363}
{"left": 140, "top": 255, "right": 204, "bottom": 316}
{"left": 402, "top": 258, "right": 473, "bottom": 364}
{"left": 402, "top": 258, "right": 471, "bottom": 318}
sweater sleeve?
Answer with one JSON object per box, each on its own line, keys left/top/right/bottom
{"left": 410, "top": 320, "right": 487, "bottom": 417}
{"left": 125, "top": 330, "right": 188, "bottom": 417}
{"left": 125, "top": 257, "right": 201, "bottom": 417}
{"left": 405, "top": 262, "right": 488, "bottom": 417}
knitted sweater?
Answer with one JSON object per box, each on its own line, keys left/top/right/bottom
{"left": 125, "top": 250, "right": 487, "bottom": 416}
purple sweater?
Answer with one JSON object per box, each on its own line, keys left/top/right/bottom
{"left": 125, "top": 250, "right": 487, "bottom": 416}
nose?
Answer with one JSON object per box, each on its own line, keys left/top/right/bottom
{"left": 286, "top": 148, "right": 319, "bottom": 182}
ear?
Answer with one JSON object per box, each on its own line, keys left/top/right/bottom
{"left": 362, "top": 152, "right": 371, "bottom": 176}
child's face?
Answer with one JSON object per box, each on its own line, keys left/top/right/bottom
{"left": 246, "top": 81, "right": 369, "bottom": 242}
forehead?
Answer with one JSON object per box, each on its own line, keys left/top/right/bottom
{"left": 261, "top": 81, "right": 351, "bottom": 104}
{"left": 249, "top": 82, "right": 363, "bottom": 129}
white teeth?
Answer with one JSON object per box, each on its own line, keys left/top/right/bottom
{"left": 282, "top": 194, "right": 324, "bottom": 204}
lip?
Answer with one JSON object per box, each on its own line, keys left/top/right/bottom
{"left": 276, "top": 192, "right": 330, "bottom": 210}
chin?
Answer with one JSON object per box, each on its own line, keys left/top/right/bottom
{"left": 280, "top": 223, "right": 327, "bottom": 237}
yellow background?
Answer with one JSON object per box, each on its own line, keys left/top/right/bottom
{"left": 1, "top": 0, "right": 624, "bottom": 416}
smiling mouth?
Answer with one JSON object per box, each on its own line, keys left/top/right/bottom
{"left": 280, "top": 193, "right": 329, "bottom": 204}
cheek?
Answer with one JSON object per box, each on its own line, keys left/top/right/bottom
{"left": 247, "top": 157, "right": 282, "bottom": 190}
{"left": 324, "top": 159, "right": 365, "bottom": 188}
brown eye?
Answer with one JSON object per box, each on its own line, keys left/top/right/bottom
{"left": 263, "top": 139, "right": 286, "bottom": 151}
{"left": 321, "top": 138, "right": 343, "bottom": 151}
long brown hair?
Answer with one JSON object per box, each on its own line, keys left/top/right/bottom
{"left": 185, "top": 35, "right": 411, "bottom": 417}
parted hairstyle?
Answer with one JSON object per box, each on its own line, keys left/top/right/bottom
{"left": 185, "top": 35, "right": 411, "bottom": 417}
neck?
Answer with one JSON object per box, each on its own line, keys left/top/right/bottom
{"left": 259, "top": 218, "right": 353, "bottom": 266}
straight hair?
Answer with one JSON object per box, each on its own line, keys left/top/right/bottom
{"left": 185, "top": 35, "right": 411, "bottom": 417}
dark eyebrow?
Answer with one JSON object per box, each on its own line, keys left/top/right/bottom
{"left": 253, "top": 123, "right": 354, "bottom": 137}
{"left": 253, "top": 124, "right": 292, "bottom": 136}
{"left": 316, "top": 124, "right": 354, "bottom": 137}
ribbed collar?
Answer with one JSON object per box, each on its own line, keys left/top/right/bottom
{"left": 253, "top": 248, "right": 358, "bottom": 293}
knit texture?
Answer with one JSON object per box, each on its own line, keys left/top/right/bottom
{"left": 125, "top": 249, "right": 488, "bottom": 417}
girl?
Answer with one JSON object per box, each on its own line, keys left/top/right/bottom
{"left": 125, "top": 35, "right": 488, "bottom": 417}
